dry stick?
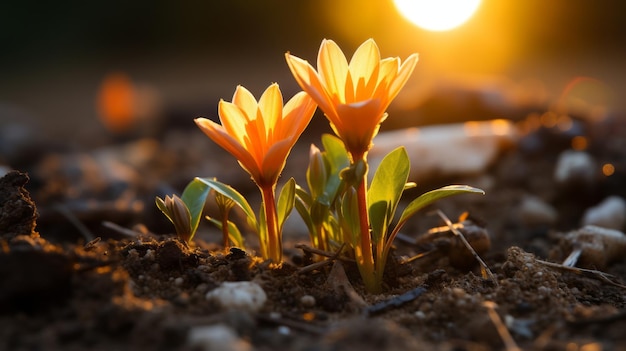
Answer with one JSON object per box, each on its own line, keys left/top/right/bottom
{"left": 535, "top": 258, "right": 626, "bottom": 289}
{"left": 483, "top": 301, "right": 522, "bottom": 351}
{"left": 401, "top": 251, "right": 434, "bottom": 264}
{"left": 363, "top": 286, "right": 428, "bottom": 317}
{"left": 101, "top": 220, "right": 143, "bottom": 238}
{"left": 435, "top": 209, "right": 498, "bottom": 285}
{"left": 294, "top": 244, "right": 338, "bottom": 258}
{"left": 53, "top": 203, "right": 95, "bottom": 241}
{"left": 296, "top": 243, "right": 348, "bottom": 274}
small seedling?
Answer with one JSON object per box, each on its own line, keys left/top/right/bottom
{"left": 156, "top": 178, "right": 244, "bottom": 247}
{"left": 155, "top": 194, "right": 192, "bottom": 243}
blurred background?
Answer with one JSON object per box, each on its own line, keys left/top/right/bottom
{"left": 2, "top": 0, "right": 626, "bottom": 244}
{"left": 1, "top": 0, "right": 625, "bottom": 140}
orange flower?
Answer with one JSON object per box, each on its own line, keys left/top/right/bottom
{"left": 286, "top": 39, "right": 418, "bottom": 158}
{"left": 195, "top": 84, "right": 316, "bottom": 187}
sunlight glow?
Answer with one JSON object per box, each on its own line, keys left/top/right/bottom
{"left": 393, "top": 0, "right": 482, "bottom": 31}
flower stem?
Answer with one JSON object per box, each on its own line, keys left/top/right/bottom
{"left": 353, "top": 153, "right": 379, "bottom": 293}
{"left": 261, "top": 185, "right": 282, "bottom": 263}
{"left": 221, "top": 208, "right": 231, "bottom": 250}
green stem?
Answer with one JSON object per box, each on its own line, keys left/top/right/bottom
{"left": 261, "top": 185, "right": 282, "bottom": 263}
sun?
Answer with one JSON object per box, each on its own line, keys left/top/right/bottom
{"left": 393, "top": 0, "right": 482, "bottom": 32}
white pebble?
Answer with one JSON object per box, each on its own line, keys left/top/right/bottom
{"left": 518, "top": 195, "right": 558, "bottom": 227}
{"left": 370, "top": 120, "right": 518, "bottom": 182}
{"left": 554, "top": 150, "right": 596, "bottom": 186}
{"left": 174, "top": 277, "right": 184, "bottom": 286}
{"left": 300, "top": 295, "right": 316, "bottom": 308}
{"left": 187, "top": 324, "right": 251, "bottom": 351}
{"left": 206, "top": 281, "right": 267, "bottom": 313}
{"left": 582, "top": 196, "right": 626, "bottom": 231}
{"left": 414, "top": 311, "right": 426, "bottom": 319}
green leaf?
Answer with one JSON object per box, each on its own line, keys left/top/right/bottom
{"left": 295, "top": 185, "right": 312, "bottom": 207}
{"left": 155, "top": 197, "right": 171, "bottom": 222}
{"left": 277, "top": 178, "right": 296, "bottom": 232}
{"left": 196, "top": 177, "right": 258, "bottom": 229}
{"left": 257, "top": 203, "right": 268, "bottom": 258}
{"left": 396, "top": 185, "right": 485, "bottom": 226}
{"left": 181, "top": 178, "right": 213, "bottom": 237}
{"left": 294, "top": 195, "right": 315, "bottom": 237}
{"left": 317, "top": 134, "right": 351, "bottom": 206}
{"left": 339, "top": 187, "right": 360, "bottom": 247}
{"left": 367, "top": 147, "right": 410, "bottom": 244}
{"left": 321, "top": 134, "right": 350, "bottom": 173}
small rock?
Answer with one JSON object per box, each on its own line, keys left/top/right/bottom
{"left": 206, "top": 281, "right": 267, "bottom": 313}
{"left": 562, "top": 225, "right": 626, "bottom": 269}
{"left": 300, "top": 294, "right": 316, "bottom": 308}
{"left": 581, "top": 196, "right": 626, "bottom": 231}
{"left": 187, "top": 324, "right": 251, "bottom": 351}
{"left": 554, "top": 150, "right": 596, "bottom": 187}
{"left": 370, "top": 119, "right": 518, "bottom": 182}
{"left": 518, "top": 195, "right": 558, "bottom": 227}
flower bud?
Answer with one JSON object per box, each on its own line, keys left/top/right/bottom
{"left": 306, "top": 144, "right": 328, "bottom": 200}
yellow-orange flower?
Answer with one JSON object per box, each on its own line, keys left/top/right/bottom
{"left": 195, "top": 84, "right": 316, "bottom": 187}
{"left": 286, "top": 39, "right": 418, "bottom": 158}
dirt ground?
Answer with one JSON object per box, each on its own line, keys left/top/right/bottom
{"left": 1, "top": 99, "right": 626, "bottom": 351}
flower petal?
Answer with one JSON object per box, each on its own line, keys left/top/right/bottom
{"left": 232, "top": 85, "right": 258, "bottom": 122}
{"left": 317, "top": 39, "right": 349, "bottom": 103}
{"left": 258, "top": 83, "right": 283, "bottom": 140}
{"left": 219, "top": 100, "right": 264, "bottom": 163}
{"left": 336, "top": 99, "right": 383, "bottom": 153}
{"left": 376, "top": 57, "right": 398, "bottom": 90}
{"left": 285, "top": 53, "right": 343, "bottom": 131}
{"left": 388, "top": 53, "right": 419, "bottom": 103}
{"left": 218, "top": 100, "right": 249, "bottom": 144}
{"left": 280, "top": 91, "right": 317, "bottom": 137}
{"left": 349, "top": 38, "right": 381, "bottom": 101}
{"left": 194, "top": 118, "right": 260, "bottom": 179}
{"left": 261, "top": 138, "right": 294, "bottom": 183}
{"left": 286, "top": 55, "right": 329, "bottom": 109}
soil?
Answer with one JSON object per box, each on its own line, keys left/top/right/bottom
{"left": 1, "top": 106, "right": 626, "bottom": 351}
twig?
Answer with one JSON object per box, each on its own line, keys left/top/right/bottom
{"left": 296, "top": 243, "right": 347, "bottom": 274}
{"left": 536, "top": 258, "right": 626, "bottom": 289}
{"left": 400, "top": 251, "right": 434, "bottom": 264}
{"left": 567, "top": 309, "right": 626, "bottom": 326}
{"left": 435, "top": 209, "right": 498, "bottom": 285}
{"left": 101, "top": 220, "right": 143, "bottom": 238}
{"left": 53, "top": 203, "right": 95, "bottom": 241}
{"left": 363, "top": 286, "right": 428, "bottom": 317}
{"left": 294, "top": 244, "right": 338, "bottom": 258}
{"left": 483, "top": 301, "right": 521, "bottom": 351}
